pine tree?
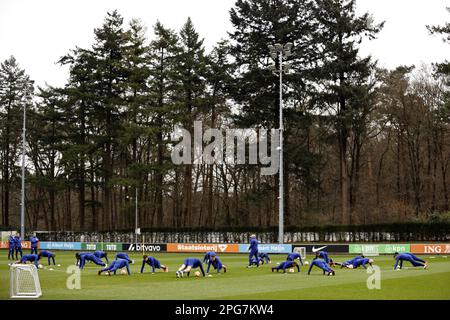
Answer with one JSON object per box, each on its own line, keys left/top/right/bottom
{"left": 0, "top": 56, "right": 34, "bottom": 227}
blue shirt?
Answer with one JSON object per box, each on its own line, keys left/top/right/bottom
{"left": 184, "top": 258, "right": 205, "bottom": 276}
{"left": 113, "top": 259, "right": 130, "bottom": 274}
{"left": 249, "top": 238, "right": 258, "bottom": 252}
{"left": 39, "top": 250, "right": 54, "bottom": 257}
{"left": 14, "top": 236, "right": 22, "bottom": 248}
{"left": 140, "top": 256, "right": 160, "bottom": 273}
{"left": 94, "top": 251, "right": 106, "bottom": 258}
{"left": 203, "top": 251, "right": 216, "bottom": 263}
{"left": 287, "top": 253, "right": 303, "bottom": 265}
{"left": 30, "top": 236, "right": 39, "bottom": 247}
{"left": 277, "top": 261, "right": 300, "bottom": 272}
{"left": 21, "top": 254, "right": 38, "bottom": 267}
{"left": 8, "top": 236, "right": 15, "bottom": 248}
{"left": 307, "top": 259, "right": 330, "bottom": 274}
{"left": 207, "top": 257, "right": 224, "bottom": 273}
{"left": 394, "top": 253, "right": 413, "bottom": 269}
{"left": 353, "top": 258, "right": 370, "bottom": 269}
{"left": 115, "top": 252, "right": 132, "bottom": 262}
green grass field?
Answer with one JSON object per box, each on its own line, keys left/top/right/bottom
{"left": 1, "top": 251, "right": 449, "bottom": 300}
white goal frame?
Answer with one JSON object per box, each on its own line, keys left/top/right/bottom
{"left": 293, "top": 246, "right": 306, "bottom": 261}
{"left": 10, "top": 263, "right": 42, "bottom": 299}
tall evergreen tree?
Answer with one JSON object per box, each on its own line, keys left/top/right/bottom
{"left": 0, "top": 56, "right": 34, "bottom": 227}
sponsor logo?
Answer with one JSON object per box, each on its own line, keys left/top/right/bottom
{"left": 411, "top": 244, "right": 450, "bottom": 254}
{"left": 218, "top": 244, "right": 228, "bottom": 252}
{"left": 128, "top": 244, "right": 162, "bottom": 252}
{"left": 312, "top": 245, "right": 327, "bottom": 253}
{"left": 167, "top": 243, "right": 238, "bottom": 253}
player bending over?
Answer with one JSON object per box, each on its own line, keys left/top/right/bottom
{"left": 176, "top": 258, "right": 205, "bottom": 278}
{"left": 98, "top": 258, "right": 130, "bottom": 276}
{"left": 272, "top": 261, "right": 300, "bottom": 273}
{"left": 350, "top": 257, "right": 374, "bottom": 269}
{"left": 307, "top": 258, "right": 335, "bottom": 276}
{"left": 394, "top": 252, "right": 428, "bottom": 270}
{"left": 17, "top": 254, "right": 39, "bottom": 268}
{"left": 206, "top": 255, "right": 227, "bottom": 274}
{"left": 77, "top": 253, "right": 106, "bottom": 269}
{"left": 38, "top": 250, "right": 56, "bottom": 265}
{"left": 203, "top": 251, "right": 216, "bottom": 264}
{"left": 286, "top": 252, "right": 303, "bottom": 265}
{"left": 141, "top": 255, "right": 168, "bottom": 273}
{"left": 94, "top": 250, "right": 109, "bottom": 263}
{"left": 115, "top": 252, "right": 134, "bottom": 264}
{"left": 247, "top": 234, "right": 259, "bottom": 268}
{"left": 259, "top": 252, "right": 271, "bottom": 264}
{"left": 315, "top": 251, "right": 334, "bottom": 266}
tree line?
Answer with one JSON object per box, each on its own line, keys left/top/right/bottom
{"left": 1, "top": 0, "right": 449, "bottom": 231}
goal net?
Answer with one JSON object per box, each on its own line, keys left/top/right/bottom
{"left": 10, "top": 264, "right": 42, "bottom": 299}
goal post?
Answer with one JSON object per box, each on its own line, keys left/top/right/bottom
{"left": 293, "top": 246, "right": 306, "bottom": 261}
{"left": 10, "top": 264, "right": 42, "bottom": 299}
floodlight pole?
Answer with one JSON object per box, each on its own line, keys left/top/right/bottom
{"left": 278, "top": 50, "right": 284, "bottom": 245}
{"left": 135, "top": 187, "right": 138, "bottom": 246}
{"left": 20, "top": 103, "right": 26, "bottom": 237}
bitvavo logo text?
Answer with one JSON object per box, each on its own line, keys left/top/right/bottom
{"left": 171, "top": 121, "right": 280, "bottom": 175}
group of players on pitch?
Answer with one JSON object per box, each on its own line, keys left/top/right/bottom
{"left": 9, "top": 233, "right": 430, "bottom": 276}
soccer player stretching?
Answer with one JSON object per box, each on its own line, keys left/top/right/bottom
{"left": 247, "top": 234, "right": 259, "bottom": 268}
{"left": 286, "top": 252, "right": 303, "bottom": 265}
{"left": 315, "top": 251, "right": 334, "bottom": 265}
{"left": 77, "top": 253, "right": 106, "bottom": 269}
{"left": 307, "top": 258, "right": 335, "bottom": 276}
{"left": 94, "top": 250, "right": 109, "bottom": 263}
{"left": 206, "top": 255, "right": 227, "bottom": 274}
{"left": 115, "top": 252, "right": 134, "bottom": 264}
{"left": 259, "top": 252, "right": 271, "bottom": 264}
{"left": 18, "top": 254, "right": 39, "bottom": 268}
{"left": 176, "top": 258, "right": 205, "bottom": 278}
{"left": 394, "top": 252, "right": 428, "bottom": 270}
{"left": 38, "top": 250, "right": 56, "bottom": 265}
{"left": 141, "top": 255, "right": 168, "bottom": 273}
{"left": 203, "top": 251, "right": 216, "bottom": 264}
{"left": 272, "top": 261, "right": 300, "bottom": 273}
{"left": 98, "top": 259, "right": 131, "bottom": 276}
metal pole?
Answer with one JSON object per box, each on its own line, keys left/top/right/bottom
{"left": 278, "top": 51, "right": 284, "bottom": 244}
{"left": 20, "top": 103, "right": 26, "bottom": 237}
{"left": 135, "top": 187, "right": 138, "bottom": 245}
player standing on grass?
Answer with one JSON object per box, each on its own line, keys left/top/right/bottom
{"left": 247, "top": 234, "right": 259, "bottom": 268}
{"left": 38, "top": 250, "right": 56, "bottom": 265}
{"left": 206, "top": 255, "right": 227, "bottom": 274}
{"left": 98, "top": 258, "right": 131, "bottom": 276}
{"left": 77, "top": 252, "right": 106, "bottom": 269}
{"left": 176, "top": 258, "right": 205, "bottom": 278}
{"left": 307, "top": 258, "right": 335, "bottom": 276}
{"left": 286, "top": 252, "right": 303, "bottom": 265}
{"left": 393, "top": 252, "right": 428, "bottom": 270}
{"left": 8, "top": 233, "right": 15, "bottom": 260}
{"left": 271, "top": 261, "right": 300, "bottom": 273}
{"left": 94, "top": 250, "right": 109, "bottom": 263}
{"left": 14, "top": 233, "right": 23, "bottom": 259}
{"left": 140, "top": 255, "right": 168, "bottom": 273}
{"left": 30, "top": 234, "right": 39, "bottom": 254}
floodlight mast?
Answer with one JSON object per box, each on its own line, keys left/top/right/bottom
{"left": 20, "top": 102, "right": 26, "bottom": 237}
{"left": 268, "top": 42, "right": 293, "bottom": 244}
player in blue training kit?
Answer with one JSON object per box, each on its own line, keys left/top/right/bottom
{"left": 30, "top": 235, "right": 39, "bottom": 254}
{"left": 259, "top": 252, "right": 271, "bottom": 264}
{"left": 249, "top": 257, "right": 262, "bottom": 266}
{"left": 339, "top": 255, "right": 364, "bottom": 268}
{"left": 247, "top": 234, "right": 259, "bottom": 268}
{"left": 315, "top": 251, "right": 334, "bottom": 265}
{"left": 14, "top": 234, "right": 23, "bottom": 259}
{"left": 176, "top": 258, "right": 205, "bottom": 278}
{"left": 203, "top": 251, "right": 216, "bottom": 263}
{"left": 272, "top": 261, "right": 300, "bottom": 273}
{"left": 206, "top": 255, "right": 227, "bottom": 274}
{"left": 308, "top": 258, "right": 336, "bottom": 276}
{"left": 115, "top": 252, "right": 134, "bottom": 264}
{"left": 8, "top": 234, "right": 15, "bottom": 260}
{"left": 94, "top": 250, "right": 109, "bottom": 263}
{"left": 98, "top": 259, "right": 130, "bottom": 276}
{"left": 141, "top": 255, "right": 168, "bottom": 273}
{"left": 351, "top": 258, "right": 374, "bottom": 269}
{"left": 18, "top": 254, "right": 39, "bottom": 268}
{"left": 77, "top": 253, "right": 106, "bottom": 269}
{"left": 38, "top": 250, "right": 56, "bottom": 265}
{"left": 286, "top": 252, "right": 303, "bottom": 265}
{"left": 394, "top": 252, "right": 428, "bottom": 270}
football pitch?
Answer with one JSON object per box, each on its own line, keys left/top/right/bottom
{"left": 1, "top": 252, "right": 450, "bottom": 300}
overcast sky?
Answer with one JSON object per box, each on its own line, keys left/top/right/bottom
{"left": 0, "top": 0, "right": 449, "bottom": 88}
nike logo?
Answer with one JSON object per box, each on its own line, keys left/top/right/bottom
{"left": 312, "top": 245, "right": 327, "bottom": 253}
